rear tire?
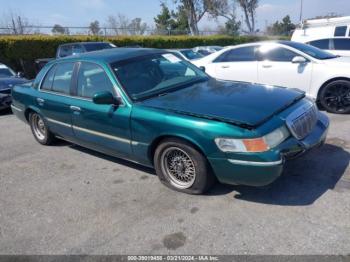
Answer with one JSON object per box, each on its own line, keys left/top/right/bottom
{"left": 29, "top": 112, "right": 55, "bottom": 145}
{"left": 319, "top": 80, "right": 350, "bottom": 114}
{"left": 154, "top": 138, "right": 216, "bottom": 194}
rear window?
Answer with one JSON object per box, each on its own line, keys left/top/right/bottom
{"left": 83, "top": 43, "right": 114, "bottom": 52}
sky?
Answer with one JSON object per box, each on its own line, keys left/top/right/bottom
{"left": 0, "top": 0, "right": 350, "bottom": 31}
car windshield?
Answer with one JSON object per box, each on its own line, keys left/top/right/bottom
{"left": 83, "top": 43, "right": 115, "bottom": 52}
{"left": 0, "top": 68, "right": 15, "bottom": 77}
{"left": 283, "top": 41, "right": 337, "bottom": 60}
{"left": 180, "top": 50, "right": 204, "bottom": 60}
{"left": 111, "top": 53, "right": 209, "bottom": 101}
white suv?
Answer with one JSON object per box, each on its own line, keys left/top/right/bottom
{"left": 193, "top": 41, "right": 350, "bottom": 114}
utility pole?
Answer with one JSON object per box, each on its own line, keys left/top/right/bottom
{"left": 299, "top": 0, "right": 303, "bottom": 23}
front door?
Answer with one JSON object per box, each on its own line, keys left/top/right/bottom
{"left": 69, "top": 62, "right": 132, "bottom": 158}
{"left": 257, "top": 45, "right": 313, "bottom": 94}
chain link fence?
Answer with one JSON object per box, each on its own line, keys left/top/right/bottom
{"left": 0, "top": 26, "right": 222, "bottom": 36}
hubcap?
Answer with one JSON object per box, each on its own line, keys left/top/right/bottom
{"left": 161, "top": 147, "right": 196, "bottom": 189}
{"left": 324, "top": 83, "right": 350, "bottom": 113}
{"left": 32, "top": 114, "right": 46, "bottom": 141}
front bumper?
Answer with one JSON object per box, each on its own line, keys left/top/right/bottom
{"left": 208, "top": 112, "right": 329, "bottom": 186}
{"left": 0, "top": 93, "right": 12, "bottom": 110}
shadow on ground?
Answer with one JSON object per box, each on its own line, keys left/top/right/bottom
{"left": 64, "top": 139, "right": 349, "bottom": 206}
{"left": 0, "top": 108, "right": 12, "bottom": 116}
{"left": 211, "top": 143, "right": 350, "bottom": 206}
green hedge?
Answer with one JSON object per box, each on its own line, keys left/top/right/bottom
{"left": 0, "top": 35, "right": 288, "bottom": 78}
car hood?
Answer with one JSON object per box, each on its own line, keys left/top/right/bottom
{"left": 0, "top": 77, "right": 29, "bottom": 90}
{"left": 140, "top": 79, "right": 305, "bottom": 128}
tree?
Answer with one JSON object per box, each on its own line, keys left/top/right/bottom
{"left": 1, "top": 11, "right": 33, "bottom": 34}
{"left": 237, "top": 0, "right": 258, "bottom": 33}
{"left": 89, "top": 20, "right": 101, "bottom": 35}
{"left": 175, "top": 0, "right": 227, "bottom": 35}
{"left": 52, "top": 24, "right": 68, "bottom": 35}
{"left": 172, "top": 4, "right": 190, "bottom": 33}
{"left": 207, "top": 0, "right": 240, "bottom": 35}
{"left": 154, "top": 3, "right": 176, "bottom": 32}
{"left": 106, "top": 14, "right": 130, "bottom": 35}
{"left": 267, "top": 15, "right": 295, "bottom": 36}
{"left": 128, "top": 18, "right": 148, "bottom": 35}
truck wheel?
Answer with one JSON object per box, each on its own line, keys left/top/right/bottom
{"left": 29, "top": 112, "right": 55, "bottom": 145}
{"left": 154, "top": 138, "right": 216, "bottom": 194}
{"left": 319, "top": 80, "right": 350, "bottom": 114}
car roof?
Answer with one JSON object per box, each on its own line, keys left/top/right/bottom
{"left": 59, "top": 48, "right": 165, "bottom": 63}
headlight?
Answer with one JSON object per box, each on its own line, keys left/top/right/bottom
{"left": 215, "top": 126, "right": 289, "bottom": 153}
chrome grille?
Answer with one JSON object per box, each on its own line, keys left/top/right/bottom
{"left": 286, "top": 103, "right": 318, "bottom": 140}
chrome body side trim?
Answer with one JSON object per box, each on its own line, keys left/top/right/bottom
{"left": 72, "top": 125, "right": 130, "bottom": 144}
{"left": 228, "top": 159, "right": 283, "bottom": 166}
{"left": 46, "top": 117, "right": 72, "bottom": 128}
{"left": 10, "top": 104, "right": 23, "bottom": 112}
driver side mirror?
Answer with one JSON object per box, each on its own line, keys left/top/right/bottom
{"left": 93, "top": 91, "right": 121, "bottom": 105}
{"left": 292, "top": 56, "right": 307, "bottom": 64}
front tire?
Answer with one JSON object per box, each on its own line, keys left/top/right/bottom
{"left": 154, "top": 138, "right": 216, "bottom": 194}
{"left": 319, "top": 80, "right": 350, "bottom": 114}
{"left": 29, "top": 112, "right": 55, "bottom": 145}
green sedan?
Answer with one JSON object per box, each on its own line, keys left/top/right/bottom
{"left": 11, "top": 48, "right": 329, "bottom": 194}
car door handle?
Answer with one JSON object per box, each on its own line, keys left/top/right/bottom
{"left": 70, "top": 106, "right": 81, "bottom": 112}
{"left": 221, "top": 65, "right": 230, "bottom": 69}
{"left": 262, "top": 64, "right": 272, "bottom": 68}
{"left": 36, "top": 98, "right": 45, "bottom": 104}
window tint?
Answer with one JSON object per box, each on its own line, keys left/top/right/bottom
{"left": 309, "top": 39, "right": 330, "bottom": 49}
{"left": 112, "top": 53, "right": 208, "bottom": 101}
{"left": 215, "top": 46, "right": 256, "bottom": 62}
{"left": 58, "top": 45, "right": 73, "bottom": 57}
{"left": 334, "top": 26, "right": 347, "bottom": 37}
{"left": 41, "top": 65, "right": 56, "bottom": 91}
{"left": 333, "top": 39, "right": 350, "bottom": 50}
{"left": 261, "top": 47, "right": 298, "bottom": 62}
{"left": 77, "top": 63, "right": 114, "bottom": 99}
{"left": 51, "top": 63, "right": 74, "bottom": 94}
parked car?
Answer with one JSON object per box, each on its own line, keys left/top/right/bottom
{"left": 168, "top": 49, "right": 204, "bottom": 62}
{"left": 193, "top": 41, "right": 350, "bottom": 114}
{"left": 0, "top": 63, "right": 29, "bottom": 111}
{"left": 193, "top": 46, "right": 223, "bottom": 56}
{"left": 34, "top": 42, "right": 117, "bottom": 73}
{"left": 11, "top": 48, "right": 329, "bottom": 194}
{"left": 292, "top": 16, "right": 350, "bottom": 56}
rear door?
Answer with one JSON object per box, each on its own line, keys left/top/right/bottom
{"left": 69, "top": 62, "right": 132, "bottom": 158}
{"left": 38, "top": 62, "right": 76, "bottom": 139}
{"left": 206, "top": 46, "right": 259, "bottom": 83}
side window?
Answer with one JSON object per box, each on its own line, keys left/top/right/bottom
{"left": 51, "top": 63, "right": 75, "bottom": 94}
{"left": 309, "top": 39, "right": 330, "bottom": 49}
{"left": 334, "top": 26, "right": 347, "bottom": 37}
{"left": 58, "top": 45, "right": 73, "bottom": 58}
{"left": 262, "top": 47, "right": 298, "bottom": 62}
{"left": 41, "top": 65, "right": 56, "bottom": 91}
{"left": 77, "top": 62, "right": 115, "bottom": 99}
{"left": 214, "top": 46, "right": 256, "bottom": 62}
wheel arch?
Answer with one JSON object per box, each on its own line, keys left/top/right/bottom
{"left": 317, "top": 77, "right": 350, "bottom": 101}
{"left": 148, "top": 134, "right": 208, "bottom": 165}
{"left": 24, "top": 106, "right": 41, "bottom": 122}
